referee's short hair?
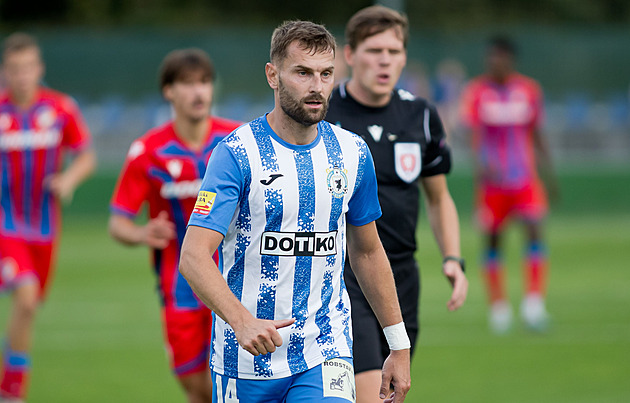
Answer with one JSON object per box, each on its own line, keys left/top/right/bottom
{"left": 345, "top": 5, "right": 409, "bottom": 50}
{"left": 159, "top": 48, "right": 215, "bottom": 90}
{"left": 2, "top": 32, "right": 40, "bottom": 60}
{"left": 270, "top": 20, "right": 336, "bottom": 65}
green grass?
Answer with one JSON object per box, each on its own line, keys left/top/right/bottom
{"left": 1, "top": 168, "right": 629, "bottom": 402}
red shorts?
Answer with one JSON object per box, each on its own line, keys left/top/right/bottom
{"left": 161, "top": 306, "right": 213, "bottom": 377}
{"left": 476, "top": 181, "right": 548, "bottom": 232}
{"left": 0, "top": 237, "right": 56, "bottom": 298}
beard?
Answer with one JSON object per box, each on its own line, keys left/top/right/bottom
{"left": 278, "top": 79, "right": 329, "bottom": 127}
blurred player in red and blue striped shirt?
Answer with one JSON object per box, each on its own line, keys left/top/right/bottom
{"left": 460, "top": 36, "right": 558, "bottom": 334}
{"left": 109, "top": 48, "right": 240, "bottom": 402}
{"left": 0, "top": 33, "right": 96, "bottom": 400}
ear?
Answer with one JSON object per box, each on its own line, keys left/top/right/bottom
{"left": 162, "top": 84, "right": 173, "bottom": 101}
{"left": 343, "top": 44, "right": 354, "bottom": 67}
{"left": 265, "top": 62, "right": 279, "bottom": 90}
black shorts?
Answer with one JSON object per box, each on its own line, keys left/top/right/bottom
{"left": 345, "top": 257, "right": 420, "bottom": 374}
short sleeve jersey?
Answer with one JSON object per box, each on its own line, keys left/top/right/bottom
{"left": 326, "top": 84, "right": 452, "bottom": 261}
{"left": 0, "top": 88, "right": 91, "bottom": 242}
{"left": 188, "top": 115, "right": 381, "bottom": 379}
{"left": 460, "top": 73, "right": 544, "bottom": 188}
{"left": 110, "top": 117, "right": 241, "bottom": 309}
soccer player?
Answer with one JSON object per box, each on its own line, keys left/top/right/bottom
{"left": 460, "top": 36, "right": 557, "bottom": 333}
{"left": 108, "top": 48, "right": 241, "bottom": 402}
{"left": 0, "top": 33, "right": 96, "bottom": 400}
{"left": 180, "top": 20, "right": 411, "bottom": 403}
{"left": 325, "top": 6, "right": 468, "bottom": 402}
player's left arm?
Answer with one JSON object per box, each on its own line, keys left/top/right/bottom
{"left": 420, "top": 174, "right": 468, "bottom": 311}
{"left": 531, "top": 82, "right": 559, "bottom": 201}
{"left": 46, "top": 96, "right": 96, "bottom": 202}
{"left": 532, "top": 127, "right": 559, "bottom": 201}
{"left": 347, "top": 221, "right": 411, "bottom": 403}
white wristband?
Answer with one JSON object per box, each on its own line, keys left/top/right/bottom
{"left": 383, "top": 322, "right": 411, "bottom": 350}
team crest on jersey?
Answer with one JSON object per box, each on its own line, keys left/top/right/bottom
{"left": 35, "top": 106, "right": 57, "bottom": 130}
{"left": 193, "top": 191, "right": 216, "bottom": 215}
{"left": 326, "top": 167, "right": 348, "bottom": 198}
{"left": 394, "top": 142, "right": 422, "bottom": 183}
{"left": 166, "top": 159, "right": 183, "bottom": 179}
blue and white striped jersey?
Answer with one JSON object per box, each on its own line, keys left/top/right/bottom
{"left": 188, "top": 115, "right": 381, "bottom": 380}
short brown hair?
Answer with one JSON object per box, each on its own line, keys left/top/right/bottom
{"left": 159, "top": 48, "right": 215, "bottom": 89}
{"left": 270, "top": 20, "right": 336, "bottom": 64}
{"left": 345, "top": 5, "right": 409, "bottom": 50}
{"left": 3, "top": 32, "right": 40, "bottom": 60}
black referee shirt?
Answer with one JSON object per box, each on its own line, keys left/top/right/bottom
{"left": 326, "top": 83, "right": 452, "bottom": 261}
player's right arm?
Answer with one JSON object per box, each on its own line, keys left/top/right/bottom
{"left": 108, "top": 139, "right": 176, "bottom": 249}
{"left": 108, "top": 211, "right": 175, "bottom": 250}
{"left": 180, "top": 226, "right": 294, "bottom": 356}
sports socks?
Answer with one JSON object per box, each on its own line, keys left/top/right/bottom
{"left": 0, "top": 344, "right": 31, "bottom": 399}
{"left": 483, "top": 248, "right": 505, "bottom": 303}
{"left": 524, "top": 241, "right": 547, "bottom": 297}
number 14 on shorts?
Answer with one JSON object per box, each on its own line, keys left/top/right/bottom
{"left": 215, "top": 376, "right": 238, "bottom": 403}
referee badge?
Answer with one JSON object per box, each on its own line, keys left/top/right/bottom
{"left": 394, "top": 142, "right": 421, "bottom": 183}
{"left": 326, "top": 167, "right": 348, "bottom": 198}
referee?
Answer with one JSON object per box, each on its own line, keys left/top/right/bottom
{"left": 326, "top": 6, "right": 468, "bottom": 402}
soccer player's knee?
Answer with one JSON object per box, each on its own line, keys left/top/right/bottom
{"left": 14, "top": 284, "right": 39, "bottom": 319}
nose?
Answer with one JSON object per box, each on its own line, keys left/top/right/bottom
{"left": 310, "top": 73, "right": 324, "bottom": 93}
{"left": 379, "top": 50, "right": 391, "bottom": 65}
{"left": 194, "top": 82, "right": 207, "bottom": 94}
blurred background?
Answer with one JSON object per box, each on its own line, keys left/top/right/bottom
{"left": 2, "top": 0, "right": 630, "bottom": 167}
{"left": 1, "top": 0, "right": 629, "bottom": 402}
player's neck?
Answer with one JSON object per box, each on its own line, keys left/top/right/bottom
{"left": 10, "top": 89, "right": 38, "bottom": 110}
{"left": 266, "top": 108, "right": 318, "bottom": 146}
{"left": 489, "top": 71, "right": 514, "bottom": 85}
{"left": 173, "top": 116, "right": 210, "bottom": 151}
{"left": 345, "top": 79, "right": 391, "bottom": 108}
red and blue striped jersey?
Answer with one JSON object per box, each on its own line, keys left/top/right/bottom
{"left": 110, "top": 117, "right": 241, "bottom": 309}
{"left": 0, "top": 88, "right": 91, "bottom": 242}
{"left": 460, "top": 73, "right": 544, "bottom": 189}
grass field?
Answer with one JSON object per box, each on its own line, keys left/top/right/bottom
{"left": 1, "top": 167, "right": 629, "bottom": 402}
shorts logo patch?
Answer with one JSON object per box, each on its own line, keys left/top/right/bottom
{"left": 1, "top": 258, "right": 18, "bottom": 282}
{"left": 193, "top": 191, "right": 216, "bottom": 216}
{"left": 322, "top": 358, "right": 355, "bottom": 402}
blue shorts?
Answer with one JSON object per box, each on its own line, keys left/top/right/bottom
{"left": 212, "top": 357, "right": 355, "bottom": 402}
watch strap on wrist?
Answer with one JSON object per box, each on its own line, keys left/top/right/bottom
{"left": 443, "top": 255, "right": 465, "bottom": 273}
